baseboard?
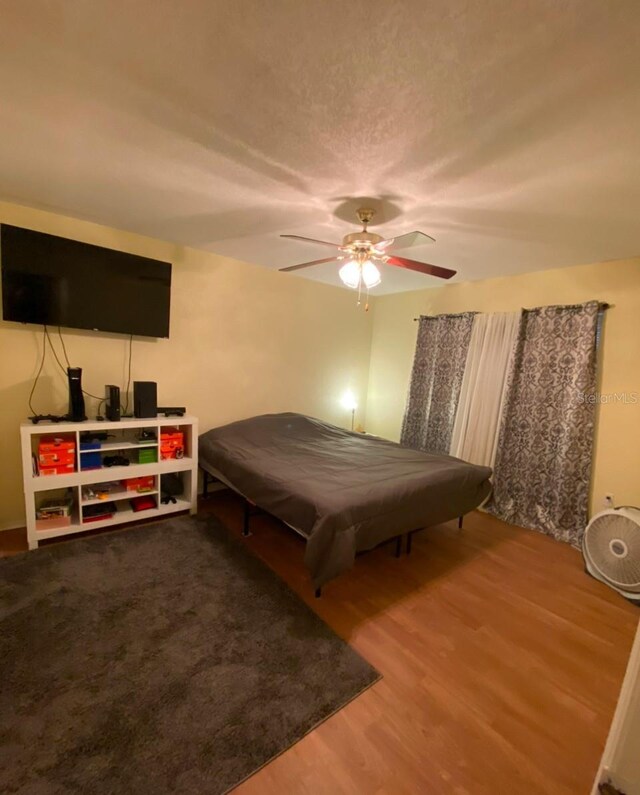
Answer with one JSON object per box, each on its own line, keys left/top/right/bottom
{"left": 598, "top": 771, "right": 635, "bottom": 794}
{"left": 0, "top": 521, "right": 26, "bottom": 533}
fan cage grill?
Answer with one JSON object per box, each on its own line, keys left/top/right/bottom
{"left": 584, "top": 512, "right": 640, "bottom": 592}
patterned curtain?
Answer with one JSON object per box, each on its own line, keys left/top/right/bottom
{"left": 400, "top": 312, "right": 476, "bottom": 454}
{"left": 485, "top": 301, "right": 601, "bottom": 545}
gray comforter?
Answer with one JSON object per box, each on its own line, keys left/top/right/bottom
{"left": 199, "top": 413, "right": 492, "bottom": 587}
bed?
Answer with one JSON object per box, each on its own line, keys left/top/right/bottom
{"left": 199, "top": 413, "right": 492, "bottom": 589}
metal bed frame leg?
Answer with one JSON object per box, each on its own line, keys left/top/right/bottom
{"left": 458, "top": 515, "right": 463, "bottom": 530}
{"left": 242, "top": 500, "right": 252, "bottom": 537}
{"left": 201, "top": 469, "right": 210, "bottom": 498}
{"left": 315, "top": 587, "right": 322, "bottom": 598}
{"left": 407, "top": 531, "right": 413, "bottom": 555}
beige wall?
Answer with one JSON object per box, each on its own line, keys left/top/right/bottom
{"left": 365, "top": 258, "right": 640, "bottom": 513}
{"left": 2, "top": 198, "right": 638, "bottom": 529}
{"left": 0, "top": 201, "right": 373, "bottom": 529}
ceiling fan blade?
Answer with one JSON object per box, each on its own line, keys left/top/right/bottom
{"left": 374, "top": 230, "right": 435, "bottom": 253}
{"left": 384, "top": 255, "right": 456, "bottom": 280}
{"left": 281, "top": 234, "right": 341, "bottom": 249}
{"left": 279, "top": 256, "right": 342, "bottom": 273}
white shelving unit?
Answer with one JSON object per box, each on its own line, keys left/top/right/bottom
{"left": 21, "top": 415, "right": 198, "bottom": 549}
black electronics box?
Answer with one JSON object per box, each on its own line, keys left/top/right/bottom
{"left": 67, "top": 367, "right": 87, "bottom": 422}
{"left": 133, "top": 381, "right": 157, "bottom": 418}
{"left": 105, "top": 385, "right": 121, "bottom": 422}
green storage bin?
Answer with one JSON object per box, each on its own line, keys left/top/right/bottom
{"left": 138, "top": 448, "right": 158, "bottom": 465}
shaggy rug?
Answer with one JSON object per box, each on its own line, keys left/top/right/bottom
{"left": 0, "top": 515, "right": 380, "bottom": 794}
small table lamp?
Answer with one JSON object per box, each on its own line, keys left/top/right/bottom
{"left": 341, "top": 390, "right": 358, "bottom": 431}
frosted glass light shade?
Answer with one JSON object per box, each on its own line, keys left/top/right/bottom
{"left": 338, "top": 260, "right": 361, "bottom": 289}
{"left": 339, "top": 259, "right": 382, "bottom": 289}
{"left": 361, "top": 260, "right": 381, "bottom": 288}
{"left": 341, "top": 389, "right": 358, "bottom": 411}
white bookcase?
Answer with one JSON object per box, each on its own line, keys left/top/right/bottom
{"left": 20, "top": 415, "right": 198, "bottom": 550}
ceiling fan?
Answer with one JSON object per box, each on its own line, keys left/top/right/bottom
{"left": 279, "top": 208, "right": 456, "bottom": 292}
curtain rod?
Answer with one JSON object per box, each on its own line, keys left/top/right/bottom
{"left": 412, "top": 302, "right": 611, "bottom": 321}
{"left": 411, "top": 311, "right": 478, "bottom": 321}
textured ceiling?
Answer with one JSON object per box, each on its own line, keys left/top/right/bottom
{"left": 0, "top": 1, "right": 639, "bottom": 294}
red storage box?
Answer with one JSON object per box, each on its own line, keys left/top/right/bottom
{"left": 160, "top": 429, "right": 183, "bottom": 445}
{"left": 123, "top": 476, "right": 155, "bottom": 493}
{"left": 39, "top": 435, "right": 76, "bottom": 453}
{"left": 38, "top": 435, "right": 76, "bottom": 473}
{"left": 83, "top": 513, "right": 115, "bottom": 523}
{"left": 160, "top": 445, "right": 184, "bottom": 460}
{"left": 130, "top": 495, "right": 157, "bottom": 512}
{"left": 39, "top": 451, "right": 75, "bottom": 466}
{"left": 39, "top": 436, "right": 75, "bottom": 454}
{"left": 160, "top": 428, "right": 184, "bottom": 461}
{"left": 39, "top": 462, "right": 76, "bottom": 476}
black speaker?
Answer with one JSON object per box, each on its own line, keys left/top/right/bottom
{"left": 67, "top": 367, "right": 87, "bottom": 422}
{"left": 105, "top": 385, "right": 121, "bottom": 422}
{"left": 133, "top": 381, "right": 157, "bottom": 418}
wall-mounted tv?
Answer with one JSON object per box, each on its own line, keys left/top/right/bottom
{"left": 1, "top": 225, "right": 172, "bottom": 338}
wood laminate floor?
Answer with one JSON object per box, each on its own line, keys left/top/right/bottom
{"left": 2, "top": 494, "right": 637, "bottom": 794}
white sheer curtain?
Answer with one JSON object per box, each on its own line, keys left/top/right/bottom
{"left": 449, "top": 311, "right": 521, "bottom": 468}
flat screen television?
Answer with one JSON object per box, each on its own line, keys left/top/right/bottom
{"left": 1, "top": 224, "right": 172, "bottom": 338}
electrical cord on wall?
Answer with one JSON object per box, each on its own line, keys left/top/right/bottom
{"left": 27, "top": 325, "right": 135, "bottom": 418}
{"left": 44, "top": 327, "right": 69, "bottom": 376}
{"left": 27, "top": 326, "right": 48, "bottom": 415}
{"left": 48, "top": 326, "right": 102, "bottom": 401}
{"left": 57, "top": 326, "right": 71, "bottom": 368}
{"left": 122, "top": 334, "right": 133, "bottom": 415}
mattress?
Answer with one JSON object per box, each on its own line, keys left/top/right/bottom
{"left": 199, "top": 413, "right": 492, "bottom": 587}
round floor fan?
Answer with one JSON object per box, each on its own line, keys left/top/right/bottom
{"left": 583, "top": 507, "right": 640, "bottom": 602}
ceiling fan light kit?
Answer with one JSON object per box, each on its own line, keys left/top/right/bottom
{"left": 361, "top": 260, "right": 382, "bottom": 288}
{"left": 338, "top": 258, "right": 381, "bottom": 290}
{"left": 338, "top": 259, "right": 362, "bottom": 289}
{"left": 279, "top": 207, "right": 456, "bottom": 304}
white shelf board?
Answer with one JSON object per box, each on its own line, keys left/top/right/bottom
{"left": 31, "top": 458, "right": 193, "bottom": 491}
{"left": 21, "top": 415, "right": 197, "bottom": 434}
{"left": 35, "top": 498, "right": 190, "bottom": 539}
{"left": 35, "top": 522, "right": 85, "bottom": 540}
{"left": 79, "top": 441, "right": 158, "bottom": 453}
{"left": 80, "top": 498, "right": 191, "bottom": 530}
{"left": 156, "top": 498, "right": 192, "bottom": 516}
{"left": 81, "top": 489, "right": 158, "bottom": 506}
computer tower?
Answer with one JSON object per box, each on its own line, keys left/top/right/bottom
{"left": 133, "top": 381, "right": 157, "bottom": 419}
{"left": 67, "top": 367, "right": 87, "bottom": 422}
{"left": 105, "top": 385, "right": 121, "bottom": 422}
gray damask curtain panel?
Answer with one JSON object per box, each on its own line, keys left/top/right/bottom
{"left": 400, "top": 312, "right": 476, "bottom": 455}
{"left": 485, "top": 301, "right": 601, "bottom": 545}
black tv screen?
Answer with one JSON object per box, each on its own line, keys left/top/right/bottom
{"left": 1, "top": 225, "right": 172, "bottom": 337}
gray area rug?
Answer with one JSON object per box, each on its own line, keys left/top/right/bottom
{"left": 0, "top": 515, "right": 380, "bottom": 794}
